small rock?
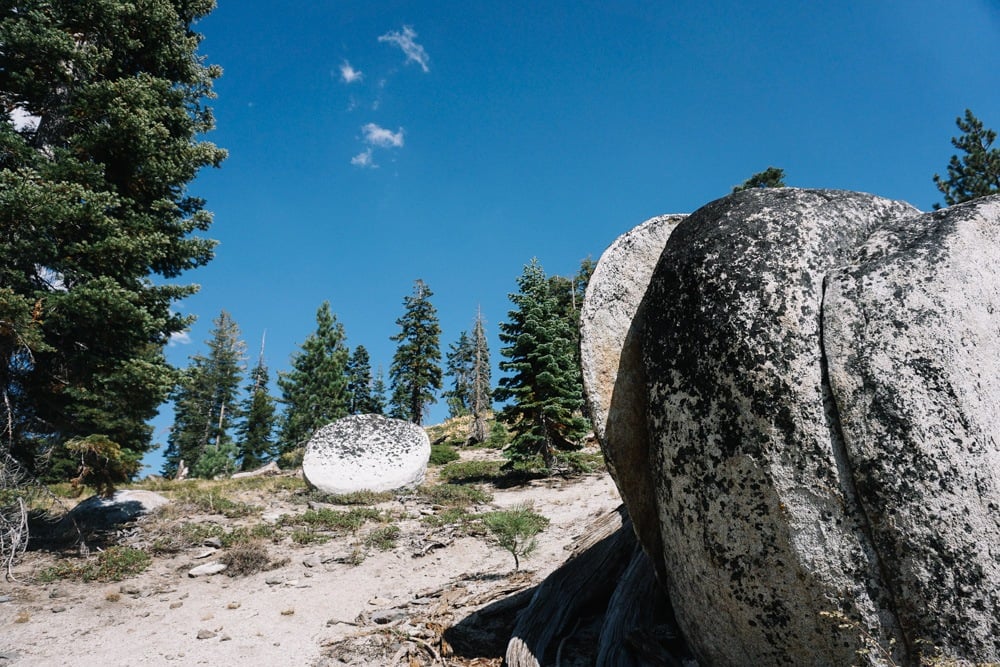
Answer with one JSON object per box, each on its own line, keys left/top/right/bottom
{"left": 193, "top": 549, "right": 217, "bottom": 559}
{"left": 204, "top": 537, "right": 223, "bottom": 548}
{"left": 169, "top": 602, "right": 183, "bottom": 609}
{"left": 220, "top": 635, "right": 232, "bottom": 642}
{"left": 302, "top": 555, "right": 321, "bottom": 568}
{"left": 0, "top": 596, "right": 12, "bottom": 603}
{"left": 48, "top": 589, "right": 64, "bottom": 599}
{"left": 226, "top": 602, "right": 240, "bottom": 610}
{"left": 188, "top": 561, "right": 227, "bottom": 578}
{"left": 119, "top": 584, "right": 141, "bottom": 595}
{"left": 265, "top": 576, "right": 284, "bottom": 586}
{"left": 196, "top": 629, "right": 217, "bottom": 640}
{"left": 371, "top": 610, "right": 406, "bottom": 625}
{"left": 51, "top": 606, "right": 66, "bottom": 613}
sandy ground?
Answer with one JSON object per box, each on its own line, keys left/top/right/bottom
{"left": 1, "top": 451, "right": 621, "bottom": 667}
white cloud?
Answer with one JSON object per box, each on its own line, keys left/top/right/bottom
{"left": 378, "top": 25, "right": 430, "bottom": 73}
{"left": 362, "top": 123, "right": 404, "bottom": 148}
{"left": 169, "top": 331, "right": 192, "bottom": 346}
{"left": 9, "top": 106, "right": 40, "bottom": 132}
{"left": 351, "top": 148, "right": 376, "bottom": 168}
{"left": 339, "top": 60, "right": 363, "bottom": 84}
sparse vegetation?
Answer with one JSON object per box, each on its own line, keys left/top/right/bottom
{"left": 365, "top": 525, "right": 401, "bottom": 551}
{"left": 37, "top": 546, "right": 151, "bottom": 583}
{"left": 483, "top": 504, "right": 549, "bottom": 571}
{"left": 221, "top": 541, "right": 274, "bottom": 577}
{"left": 322, "top": 490, "right": 395, "bottom": 505}
{"left": 438, "top": 459, "right": 504, "bottom": 483}
{"left": 429, "top": 442, "right": 460, "bottom": 466}
{"left": 284, "top": 507, "right": 383, "bottom": 533}
{"left": 417, "top": 483, "right": 492, "bottom": 507}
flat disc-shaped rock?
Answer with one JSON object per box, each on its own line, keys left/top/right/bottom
{"left": 303, "top": 414, "right": 430, "bottom": 494}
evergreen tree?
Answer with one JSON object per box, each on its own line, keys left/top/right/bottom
{"left": 469, "top": 308, "right": 493, "bottom": 444}
{"left": 346, "top": 345, "right": 381, "bottom": 414}
{"left": 495, "top": 260, "right": 590, "bottom": 469}
{"left": 371, "top": 366, "right": 388, "bottom": 416}
{"left": 162, "top": 311, "right": 245, "bottom": 478}
{"left": 389, "top": 280, "right": 442, "bottom": 425}
{"left": 733, "top": 166, "right": 786, "bottom": 192}
{"left": 933, "top": 109, "right": 1000, "bottom": 208}
{"left": 0, "top": 0, "right": 225, "bottom": 478}
{"left": 235, "top": 337, "right": 277, "bottom": 471}
{"left": 278, "top": 302, "right": 350, "bottom": 452}
{"left": 445, "top": 331, "right": 474, "bottom": 418}
{"left": 546, "top": 258, "right": 595, "bottom": 420}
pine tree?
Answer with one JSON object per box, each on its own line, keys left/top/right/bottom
{"left": 389, "top": 280, "right": 442, "bottom": 425}
{"left": 495, "top": 260, "right": 590, "bottom": 469}
{"left": 346, "top": 345, "right": 380, "bottom": 414}
{"left": 933, "top": 109, "right": 1000, "bottom": 208}
{"left": 733, "top": 167, "right": 786, "bottom": 192}
{"left": 162, "top": 311, "right": 245, "bottom": 478}
{"left": 0, "top": 0, "right": 225, "bottom": 478}
{"left": 371, "top": 366, "right": 388, "bottom": 416}
{"left": 278, "top": 302, "right": 350, "bottom": 452}
{"left": 469, "top": 308, "right": 493, "bottom": 444}
{"left": 445, "top": 331, "right": 474, "bottom": 418}
{"left": 235, "top": 335, "right": 277, "bottom": 471}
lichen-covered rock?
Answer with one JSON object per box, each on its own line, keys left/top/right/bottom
{"left": 824, "top": 195, "right": 1000, "bottom": 660}
{"left": 63, "top": 489, "right": 169, "bottom": 532}
{"left": 641, "top": 189, "right": 920, "bottom": 666}
{"left": 580, "top": 213, "right": 685, "bottom": 582}
{"left": 302, "top": 414, "right": 430, "bottom": 494}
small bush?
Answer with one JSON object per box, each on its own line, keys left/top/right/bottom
{"left": 429, "top": 443, "right": 460, "bottom": 466}
{"left": 365, "top": 525, "right": 401, "bottom": 551}
{"left": 283, "top": 507, "right": 382, "bottom": 533}
{"left": 278, "top": 447, "right": 304, "bottom": 469}
{"left": 483, "top": 504, "right": 549, "bottom": 571}
{"left": 38, "top": 546, "right": 151, "bottom": 582}
{"left": 555, "top": 451, "right": 606, "bottom": 475}
{"left": 438, "top": 460, "right": 503, "bottom": 484}
{"left": 221, "top": 541, "right": 272, "bottom": 577}
{"left": 175, "top": 487, "right": 258, "bottom": 518}
{"left": 418, "top": 484, "right": 492, "bottom": 507}
{"left": 291, "top": 528, "right": 330, "bottom": 545}
{"left": 420, "top": 507, "right": 483, "bottom": 536}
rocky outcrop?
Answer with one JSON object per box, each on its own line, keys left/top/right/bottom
{"left": 579, "top": 188, "right": 1000, "bottom": 666}
{"left": 64, "top": 490, "right": 169, "bottom": 531}
{"left": 824, "top": 196, "right": 1000, "bottom": 658}
{"left": 302, "top": 414, "right": 430, "bottom": 495}
{"left": 580, "top": 213, "right": 685, "bottom": 583}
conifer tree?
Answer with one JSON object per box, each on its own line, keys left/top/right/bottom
{"left": 371, "top": 366, "right": 388, "bottom": 416}
{"left": 162, "top": 311, "right": 245, "bottom": 478}
{"left": 278, "top": 302, "right": 350, "bottom": 452}
{"left": 934, "top": 109, "right": 1000, "bottom": 208}
{"left": 0, "top": 0, "right": 225, "bottom": 477}
{"left": 469, "top": 308, "right": 493, "bottom": 444}
{"left": 733, "top": 166, "right": 786, "bottom": 192}
{"left": 445, "top": 331, "right": 474, "bottom": 418}
{"left": 346, "top": 345, "right": 380, "bottom": 414}
{"left": 495, "top": 260, "right": 589, "bottom": 469}
{"left": 235, "top": 335, "right": 277, "bottom": 471}
{"left": 389, "top": 280, "right": 442, "bottom": 425}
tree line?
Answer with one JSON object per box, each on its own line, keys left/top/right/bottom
{"left": 1, "top": 0, "right": 998, "bottom": 490}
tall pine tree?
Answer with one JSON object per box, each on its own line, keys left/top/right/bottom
{"left": 162, "top": 311, "right": 245, "bottom": 478}
{"left": 278, "top": 302, "right": 350, "bottom": 452}
{"left": 445, "top": 331, "right": 474, "bottom": 418}
{"left": 469, "top": 308, "right": 492, "bottom": 444}
{"left": 235, "top": 335, "right": 277, "bottom": 471}
{"left": 389, "top": 280, "right": 442, "bottom": 425}
{"left": 495, "top": 260, "right": 589, "bottom": 469}
{"left": 0, "top": 0, "right": 225, "bottom": 478}
{"left": 933, "top": 109, "right": 1000, "bottom": 208}
{"left": 346, "top": 345, "right": 381, "bottom": 415}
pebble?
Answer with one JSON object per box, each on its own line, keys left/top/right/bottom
{"left": 302, "top": 555, "right": 321, "bottom": 568}
{"left": 204, "top": 537, "right": 223, "bottom": 548}
{"left": 196, "top": 629, "right": 217, "bottom": 640}
{"left": 0, "top": 596, "right": 11, "bottom": 603}
{"left": 169, "top": 602, "right": 183, "bottom": 609}
{"left": 51, "top": 606, "right": 67, "bottom": 613}
{"left": 194, "top": 549, "right": 217, "bottom": 559}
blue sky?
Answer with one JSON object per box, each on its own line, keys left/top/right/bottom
{"left": 145, "top": 1, "right": 1000, "bottom": 473}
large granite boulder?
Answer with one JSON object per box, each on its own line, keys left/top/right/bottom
{"left": 580, "top": 213, "right": 685, "bottom": 583}
{"left": 302, "top": 414, "right": 430, "bottom": 494}
{"left": 587, "top": 188, "right": 1000, "bottom": 665}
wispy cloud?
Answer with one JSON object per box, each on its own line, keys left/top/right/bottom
{"left": 362, "top": 123, "right": 404, "bottom": 148}
{"left": 169, "top": 331, "right": 192, "bottom": 346}
{"left": 378, "top": 26, "right": 430, "bottom": 73}
{"left": 351, "top": 148, "right": 376, "bottom": 168}
{"left": 339, "top": 60, "right": 363, "bottom": 84}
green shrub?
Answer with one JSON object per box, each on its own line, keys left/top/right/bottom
{"left": 283, "top": 507, "right": 382, "bottom": 533}
{"left": 38, "top": 546, "right": 151, "bottom": 582}
{"left": 483, "top": 504, "right": 549, "bottom": 571}
{"left": 221, "top": 541, "right": 272, "bottom": 576}
{"left": 322, "top": 490, "right": 395, "bottom": 505}
{"left": 291, "top": 528, "right": 330, "bottom": 545}
{"left": 365, "top": 525, "right": 401, "bottom": 551}
{"left": 429, "top": 443, "right": 460, "bottom": 466}
{"left": 175, "top": 487, "right": 258, "bottom": 518}
{"left": 438, "top": 460, "right": 503, "bottom": 484}
{"left": 418, "top": 483, "right": 492, "bottom": 507}
{"left": 278, "top": 447, "right": 304, "bottom": 469}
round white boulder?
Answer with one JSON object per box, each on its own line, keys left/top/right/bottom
{"left": 302, "top": 414, "right": 430, "bottom": 494}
